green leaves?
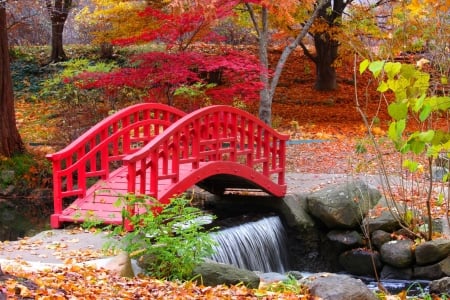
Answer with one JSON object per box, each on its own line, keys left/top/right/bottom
{"left": 384, "top": 62, "right": 402, "bottom": 79}
{"left": 361, "top": 59, "right": 449, "bottom": 176}
{"left": 367, "top": 60, "right": 385, "bottom": 78}
{"left": 388, "top": 102, "right": 408, "bottom": 120}
{"left": 111, "top": 195, "right": 217, "bottom": 281}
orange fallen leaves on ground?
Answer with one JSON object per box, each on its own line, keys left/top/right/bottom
{"left": 0, "top": 264, "right": 311, "bottom": 299}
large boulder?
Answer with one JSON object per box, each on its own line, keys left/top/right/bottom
{"left": 302, "top": 273, "right": 377, "bottom": 300}
{"left": 413, "top": 261, "right": 445, "bottom": 280}
{"left": 327, "top": 230, "right": 363, "bottom": 250}
{"left": 380, "top": 239, "right": 414, "bottom": 268}
{"left": 362, "top": 209, "right": 401, "bottom": 233}
{"left": 440, "top": 256, "right": 450, "bottom": 276}
{"left": 279, "top": 194, "right": 315, "bottom": 231}
{"left": 103, "top": 251, "right": 134, "bottom": 278}
{"left": 339, "top": 248, "right": 383, "bottom": 277}
{"left": 415, "top": 239, "right": 450, "bottom": 265}
{"left": 429, "top": 276, "right": 450, "bottom": 295}
{"left": 371, "top": 230, "right": 392, "bottom": 250}
{"left": 307, "top": 180, "right": 381, "bottom": 228}
{"left": 193, "top": 261, "right": 260, "bottom": 288}
{"left": 380, "top": 265, "right": 413, "bottom": 280}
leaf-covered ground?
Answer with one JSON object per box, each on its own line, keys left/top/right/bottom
{"left": 1, "top": 264, "right": 309, "bottom": 299}
{"left": 8, "top": 49, "right": 448, "bottom": 299}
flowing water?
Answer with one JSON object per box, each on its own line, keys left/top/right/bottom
{"left": 209, "top": 216, "right": 289, "bottom": 273}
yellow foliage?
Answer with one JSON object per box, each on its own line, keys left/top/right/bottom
{"left": 75, "top": 0, "right": 150, "bottom": 44}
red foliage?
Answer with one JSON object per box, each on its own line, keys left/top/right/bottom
{"left": 71, "top": 1, "right": 265, "bottom": 109}
{"left": 113, "top": 1, "right": 237, "bottom": 50}
{"left": 72, "top": 49, "right": 264, "bottom": 107}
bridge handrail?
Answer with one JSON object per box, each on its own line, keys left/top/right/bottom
{"left": 123, "top": 105, "right": 289, "bottom": 201}
{"left": 46, "top": 103, "right": 186, "bottom": 215}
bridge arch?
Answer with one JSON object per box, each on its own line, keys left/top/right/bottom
{"left": 123, "top": 105, "right": 289, "bottom": 205}
{"left": 46, "top": 104, "right": 289, "bottom": 228}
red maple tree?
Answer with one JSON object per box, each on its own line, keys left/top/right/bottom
{"left": 72, "top": 1, "right": 264, "bottom": 109}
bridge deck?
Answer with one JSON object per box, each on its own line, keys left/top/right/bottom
{"left": 54, "top": 163, "right": 198, "bottom": 225}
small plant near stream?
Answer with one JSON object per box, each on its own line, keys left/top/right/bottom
{"left": 108, "top": 194, "right": 217, "bottom": 281}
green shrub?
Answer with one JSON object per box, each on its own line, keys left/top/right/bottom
{"left": 0, "top": 153, "right": 52, "bottom": 189}
{"left": 109, "top": 195, "right": 217, "bottom": 281}
{"left": 360, "top": 59, "right": 450, "bottom": 240}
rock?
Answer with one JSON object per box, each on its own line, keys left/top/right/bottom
{"left": 327, "top": 230, "right": 363, "bottom": 250}
{"left": 286, "top": 270, "right": 303, "bottom": 280}
{"left": 380, "top": 265, "right": 413, "bottom": 280}
{"left": 362, "top": 209, "right": 401, "bottom": 233}
{"left": 193, "top": 261, "right": 260, "bottom": 288}
{"left": 279, "top": 194, "right": 315, "bottom": 231}
{"left": 415, "top": 239, "right": 450, "bottom": 265}
{"left": 371, "top": 230, "right": 392, "bottom": 250}
{"left": 303, "top": 273, "right": 377, "bottom": 300}
{"left": 429, "top": 276, "right": 450, "bottom": 295}
{"left": 307, "top": 180, "right": 381, "bottom": 229}
{"left": 431, "top": 166, "right": 448, "bottom": 182}
{"left": 257, "top": 272, "right": 288, "bottom": 284}
{"left": 380, "top": 240, "right": 414, "bottom": 268}
{"left": 104, "top": 251, "right": 134, "bottom": 278}
{"left": 413, "top": 262, "right": 444, "bottom": 280}
{"left": 439, "top": 256, "right": 450, "bottom": 276}
{"left": 339, "top": 248, "right": 383, "bottom": 277}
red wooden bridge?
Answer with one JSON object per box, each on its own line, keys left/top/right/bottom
{"left": 46, "top": 103, "right": 289, "bottom": 229}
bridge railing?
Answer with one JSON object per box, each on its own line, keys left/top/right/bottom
{"left": 123, "top": 105, "right": 289, "bottom": 202}
{"left": 46, "top": 103, "right": 186, "bottom": 216}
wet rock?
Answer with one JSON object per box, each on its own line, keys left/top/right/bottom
{"left": 415, "top": 238, "right": 450, "bottom": 265}
{"left": 193, "top": 261, "right": 260, "bottom": 288}
{"left": 429, "top": 276, "right": 450, "bottom": 295}
{"left": 339, "top": 248, "right": 383, "bottom": 277}
{"left": 279, "top": 194, "right": 315, "bottom": 231}
{"left": 371, "top": 230, "right": 392, "bottom": 250}
{"left": 307, "top": 180, "right": 381, "bottom": 229}
{"left": 303, "top": 273, "right": 377, "bottom": 300}
{"left": 327, "top": 230, "right": 363, "bottom": 250}
{"left": 413, "top": 262, "right": 444, "bottom": 280}
{"left": 439, "top": 256, "right": 450, "bottom": 276}
{"left": 362, "top": 210, "right": 400, "bottom": 233}
{"left": 380, "top": 265, "right": 413, "bottom": 280}
{"left": 380, "top": 239, "right": 414, "bottom": 268}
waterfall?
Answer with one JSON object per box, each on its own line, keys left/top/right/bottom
{"left": 209, "top": 216, "right": 289, "bottom": 273}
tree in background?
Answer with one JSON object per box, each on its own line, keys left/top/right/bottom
{"left": 46, "top": 0, "right": 73, "bottom": 62}
{"left": 0, "top": 1, "right": 24, "bottom": 157}
{"left": 299, "top": 0, "right": 353, "bottom": 91}
{"left": 76, "top": 0, "right": 149, "bottom": 58}
{"left": 242, "top": 0, "right": 326, "bottom": 124}
{"left": 5, "top": 0, "right": 49, "bottom": 46}
{"left": 73, "top": 0, "right": 264, "bottom": 109}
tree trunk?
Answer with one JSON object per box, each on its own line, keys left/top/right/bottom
{"left": 313, "top": 33, "right": 338, "bottom": 91}
{"left": 46, "top": 0, "right": 72, "bottom": 63}
{"left": 50, "top": 20, "right": 67, "bottom": 62}
{"left": 257, "top": 7, "right": 271, "bottom": 125}
{"left": 0, "top": 6, "right": 25, "bottom": 157}
{"left": 246, "top": 0, "right": 327, "bottom": 124}
{"left": 298, "top": 0, "right": 348, "bottom": 92}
